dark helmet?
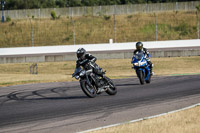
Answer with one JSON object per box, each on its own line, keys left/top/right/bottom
{"left": 136, "top": 41, "right": 143, "bottom": 51}
{"left": 76, "top": 48, "right": 86, "bottom": 59}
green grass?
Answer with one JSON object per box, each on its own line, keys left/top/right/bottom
{"left": 0, "top": 11, "right": 199, "bottom": 48}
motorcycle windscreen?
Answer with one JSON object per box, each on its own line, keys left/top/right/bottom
{"left": 135, "top": 51, "right": 144, "bottom": 61}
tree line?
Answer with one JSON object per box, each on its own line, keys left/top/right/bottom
{"left": 2, "top": 0, "right": 199, "bottom": 10}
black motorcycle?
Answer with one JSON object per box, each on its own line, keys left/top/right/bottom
{"left": 72, "top": 60, "right": 117, "bottom": 98}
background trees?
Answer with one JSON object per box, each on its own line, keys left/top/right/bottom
{"left": 3, "top": 0, "right": 200, "bottom": 10}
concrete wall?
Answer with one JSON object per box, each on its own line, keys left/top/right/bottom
{"left": 0, "top": 39, "right": 200, "bottom": 64}
{"left": 1, "top": 48, "right": 200, "bottom": 64}
{"left": 1, "top": 1, "right": 200, "bottom": 20}
{"left": 150, "top": 48, "right": 200, "bottom": 57}
{"left": 1, "top": 39, "right": 200, "bottom": 56}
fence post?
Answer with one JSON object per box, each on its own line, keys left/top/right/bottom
{"left": 114, "top": 5, "right": 117, "bottom": 43}
{"left": 29, "top": 18, "right": 34, "bottom": 47}
{"left": 155, "top": 13, "right": 158, "bottom": 41}
{"left": 176, "top": 2, "right": 178, "bottom": 11}
{"left": 69, "top": 7, "right": 71, "bottom": 17}
{"left": 38, "top": 8, "right": 40, "bottom": 18}
{"left": 146, "top": 3, "right": 148, "bottom": 13}
{"left": 84, "top": 6, "right": 86, "bottom": 16}
{"left": 72, "top": 20, "right": 75, "bottom": 45}
{"left": 1, "top": 0, "right": 5, "bottom": 22}
{"left": 114, "top": 14, "right": 117, "bottom": 43}
{"left": 197, "top": 11, "right": 199, "bottom": 39}
{"left": 99, "top": 5, "right": 101, "bottom": 15}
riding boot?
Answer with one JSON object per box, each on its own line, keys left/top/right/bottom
{"left": 148, "top": 61, "right": 154, "bottom": 75}
{"left": 150, "top": 64, "right": 154, "bottom": 75}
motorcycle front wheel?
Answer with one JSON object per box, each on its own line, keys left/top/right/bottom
{"left": 137, "top": 70, "right": 145, "bottom": 85}
{"left": 80, "top": 80, "right": 97, "bottom": 98}
{"left": 146, "top": 74, "right": 151, "bottom": 84}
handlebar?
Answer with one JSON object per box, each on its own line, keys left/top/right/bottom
{"left": 72, "top": 73, "right": 76, "bottom": 77}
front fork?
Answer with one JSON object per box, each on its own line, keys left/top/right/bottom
{"left": 85, "top": 70, "right": 100, "bottom": 88}
{"left": 137, "top": 68, "right": 150, "bottom": 81}
{"left": 85, "top": 74, "right": 93, "bottom": 87}
{"left": 84, "top": 69, "right": 93, "bottom": 87}
{"left": 136, "top": 68, "right": 145, "bottom": 77}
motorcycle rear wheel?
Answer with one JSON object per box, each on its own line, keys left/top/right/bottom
{"left": 104, "top": 76, "right": 117, "bottom": 95}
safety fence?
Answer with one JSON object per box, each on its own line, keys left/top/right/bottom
{"left": 0, "top": 1, "right": 200, "bottom": 19}
{"left": 0, "top": 11, "right": 199, "bottom": 48}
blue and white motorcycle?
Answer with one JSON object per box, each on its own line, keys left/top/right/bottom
{"left": 131, "top": 51, "right": 152, "bottom": 85}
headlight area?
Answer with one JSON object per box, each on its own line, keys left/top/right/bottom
{"left": 79, "top": 70, "right": 86, "bottom": 77}
{"left": 140, "top": 61, "right": 146, "bottom": 66}
{"left": 134, "top": 63, "right": 139, "bottom": 66}
{"left": 134, "top": 61, "right": 147, "bottom": 67}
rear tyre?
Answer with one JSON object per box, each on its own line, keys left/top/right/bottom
{"left": 104, "top": 76, "right": 117, "bottom": 95}
{"left": 80, "top": 80, "right": 97, "bottom": 98}
{"left": 137, "top": 70, "right": 145, "bottom": 85}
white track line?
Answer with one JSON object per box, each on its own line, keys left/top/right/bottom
{"left": 77, "top": 103, "right": 200, "bottom": 133}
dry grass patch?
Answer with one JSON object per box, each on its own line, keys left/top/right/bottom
{"left": 0, "top": 74, "right": 75, "bottom": 86}
{"left": 90, "top": 106, "right": 200, "bottom": 133}
{"left": 153, "top": 57, "right": 200, "bottom": 75}
{"left": 0, "top": 56, "right": 200, "bottom": 86}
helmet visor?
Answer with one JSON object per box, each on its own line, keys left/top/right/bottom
{"left": 136, "top": 45, "right": 143, "bottom": 50}
{"left": 77, "top": 53, "right": 84, "bottom": 58}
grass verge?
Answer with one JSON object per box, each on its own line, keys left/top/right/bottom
{"left": 0, "top": 56, "right": 200, "bottom": 87}
{"left": 89, "top": 105, "right": 200, "bottom": 133}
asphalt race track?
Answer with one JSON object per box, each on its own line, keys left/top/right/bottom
{"left": 0, "top": 75, "right": 200, "bottom": 133}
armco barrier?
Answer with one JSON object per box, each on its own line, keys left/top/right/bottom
{"left": 0, "top": 40, "right": 200, "bottom": 64}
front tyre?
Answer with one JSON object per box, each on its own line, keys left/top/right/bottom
{"left": 137, "top": 70, "right": 145, "bottom": 85}
{"left": 146, "top": 74, "right": 151, "bottom": 84}
{"left": 80, "top": 80, "right": 97, "bottom": 98}
{"left": 104, "top": 76, "right": 117, "bottom": 95}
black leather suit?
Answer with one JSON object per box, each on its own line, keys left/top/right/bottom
{"left": 76, "top": 53, "right": 103, "bottom": 77}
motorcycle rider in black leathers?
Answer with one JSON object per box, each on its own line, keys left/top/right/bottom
{"left": 74, "top": 48, "right": 104, "bottom": 92}
{"left": 133, "top": 42, "right": 154, "bottom": 75}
